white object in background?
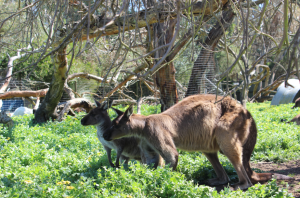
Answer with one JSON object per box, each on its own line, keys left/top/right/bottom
{"left": 12, "top": 107, "right": 33, "bottom": 117}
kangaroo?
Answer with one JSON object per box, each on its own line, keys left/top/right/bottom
{"left": 103, "top": 94, "right": 293, "bottom": 190}
{"left": 81, "top": 100, "right": 163, "bottom": 168}
{"left": 287, "top": 114, "right": 300, "bottom": 125}
{"left": 292, "top": 97, "right": 300, "bottom": 109}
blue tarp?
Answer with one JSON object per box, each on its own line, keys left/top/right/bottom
{"left": 1, "top": 99, "right": 24, "bottom": 112}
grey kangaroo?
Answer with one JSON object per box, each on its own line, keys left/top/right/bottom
{"left": 81, "top": 100, "right": 163, "bottom": 168}
{"left": 103, "top": 94, "right": 293, "bottom": 190}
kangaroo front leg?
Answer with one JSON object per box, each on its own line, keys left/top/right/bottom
{"left": 104, "top": 146, "right": 115, "bottom": 167}
{"left": 145, "top": 130, "right": 178, "bottom": 170}
{"left": 156, "top": 142, "right": 178, "bottom": 170}
{"left": 203, "top": 152, "right": 230, "bottom": 185}
{"left": 139, "top": 142, "right": 160, "bottom": 169}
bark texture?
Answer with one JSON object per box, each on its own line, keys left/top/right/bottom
{"left": 152, "top": 20, "right": 178, "bottom": 112}
{"left": 33, "top": 47, "right": 68, "bottom": 123}
{"left": 0, "top": 111, "right": 14, "bottom": 129}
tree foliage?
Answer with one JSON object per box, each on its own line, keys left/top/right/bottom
{"left": 0, "top": 0, "right": 300, "bottom": 120}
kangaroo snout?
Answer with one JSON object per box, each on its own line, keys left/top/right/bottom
{"left": 103, "top": 132, "right": 112, "bottom": 141}
{"left": 81, "top": 118, "right": 87, "bottom": 126}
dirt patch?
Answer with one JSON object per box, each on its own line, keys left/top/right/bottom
{"left": 251, "top": 160, "right": 300, "bottom": 197}
{"left": 205, "top": 160, "right": 300, "bottom": 197}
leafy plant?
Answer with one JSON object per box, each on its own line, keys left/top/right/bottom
{"left": 0, "top": 102, "right": 296, "bottom": 197}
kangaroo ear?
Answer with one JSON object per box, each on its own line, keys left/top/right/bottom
{"left": 125, "top": 104, "right": 134, "bottom": 119}
{"left": 111, "top": 107, "right": 124, "bottom": 116}
{"left": 94, "top": 99, "right": 101, "bottom": 107}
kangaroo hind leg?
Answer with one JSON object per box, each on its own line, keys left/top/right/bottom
{"left": 203, "top": 152, "right": 230, "bottom": 186}
{"left": 217, "top": 136, "right": 253, "bottom": 190}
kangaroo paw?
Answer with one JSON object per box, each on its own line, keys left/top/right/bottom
{"left": 205, "top": 177, "right": 230, "bottom": 186}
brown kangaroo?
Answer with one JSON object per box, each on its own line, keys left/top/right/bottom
{"left": 292, "top": 97, "right": 300, "bottom": 109}
{"left": 81, "top": 100, "right": 163, "bottom": 168}
{"left": 103, "top": 94, "right": 293, "bottom": 190}
{"left": 287, "top": 114, "right": 300, "bottom": 125}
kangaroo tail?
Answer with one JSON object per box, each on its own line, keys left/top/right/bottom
{"left": 243, "top": 112, "right": 294, "bottom": 184}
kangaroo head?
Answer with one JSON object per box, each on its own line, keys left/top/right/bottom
{"left": 103, "top": 104, "right": 134, "bottom": 141}
{"left": 81, "top": 100, "right": 112, "bottom": 126}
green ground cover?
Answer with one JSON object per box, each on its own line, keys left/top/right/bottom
{"left": 0, "top": 102, "right": 297, "bottom": 197}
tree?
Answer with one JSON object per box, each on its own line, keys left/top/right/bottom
{"left": 186, "top": 7, "right": 235, "bottom": 97}
{"left": 1, "top": 0, "right": 300, "bottom": 122}
{"left": 30, "top": 0, "right": 227, "bottom": 122}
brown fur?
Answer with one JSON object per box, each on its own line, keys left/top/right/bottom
{"left": 103, "top": 94, "right": 293, "bottom": 190}
{"left": 292, "top": 97, "right": 300, "bottom": 109}
{"left": 287, "top": 114, "right": 300, "bottom": 125}
{"left": 81, "top": 101, "right": 163, "bottom": 168}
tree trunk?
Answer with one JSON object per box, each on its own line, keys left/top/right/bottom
{"left": 33, "top": 47, "right": 68, "bottom": 123}
{"left": 0, "top": 111, "right": 14, "bottom": 129}
{"left": 154, "top": 62, "right": 178, "bottom": 112}
{"left": 186, "top": 45, "right": 216, "bottom": 96}
{"left": 0, "top": 55, "right": 13, "bottom": 94}
{"left": 186, "top": 9, "right": 235, "bottom": 97}
{"left": 152, "top": 20, "right": 178, "bottom": 112}
{"left": 242, "top": 77, "right": 249, "bottom": 108}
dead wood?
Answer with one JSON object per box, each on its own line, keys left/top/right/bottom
{"left": 0, "top": 111, "right": 13, "bottom": 129}
{"left": 99, "top": 64, "right": 147, "bottom": 103}
{"left": 58, "top": 0, "right": 228, "bottom": 42}
{"left": 106, "top": 97, "right": 160, "bottom": 109}
{"left": 57, "top": 98, "right": 95, "bottom": 121}
{"left": 250, "top": 71, "right": 299, "bottom": 102}
{"left": 137, "top": 98, "right": 143, "bottom": 115}
{"left": 67, "top": 73, "right": 111, "bottom": 83}
{"left": 0, "top": 88, "right": 49, "bottom": 100}
{"left": 34, "top": 97, "right": 40, "bottom": 111}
